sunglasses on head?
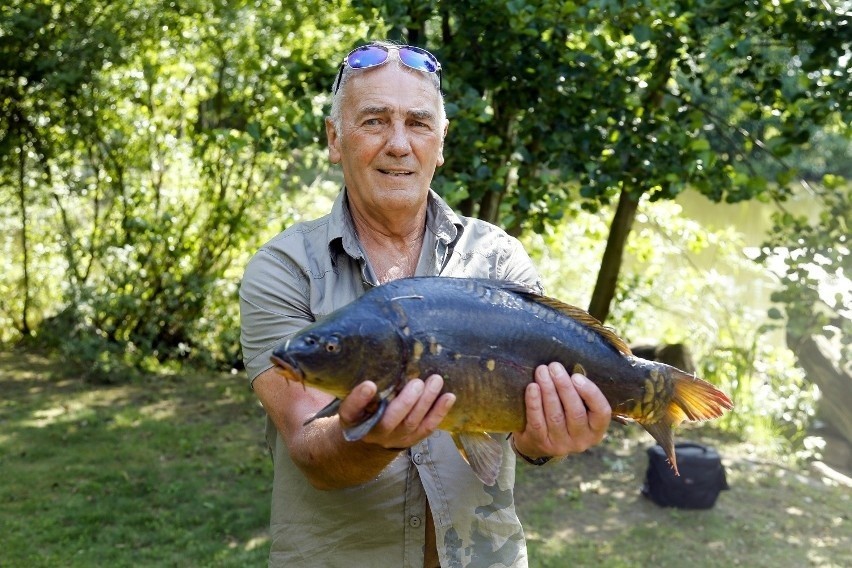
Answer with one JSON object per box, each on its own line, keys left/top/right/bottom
{"left": 332, "top": 44, "right": 442, "bottom": 94}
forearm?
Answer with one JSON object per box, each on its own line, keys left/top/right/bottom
{"left": 291, "top": 419, "right": 403, "bottom": 490}
{"left": 253, "top": 369, "right": 402, "bottom": 491}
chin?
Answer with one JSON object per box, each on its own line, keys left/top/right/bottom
{"left": 378, "top": 185, "right": 428, "bottom": 205}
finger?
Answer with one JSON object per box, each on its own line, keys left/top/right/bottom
{"left": 402, "top": 375, "right": 445, "bottom": 430}
{"left": 512, "top": 378, "right": 552, "bottom": 459}
{"left": 549, "top": 363, "right": 589, "bottom": 428}
{"left": 571, "top": 372, "right": 612, "bottom": 433}
{"left": 419, "top": 391, "right": 456, "bottom": 432}
{"left": 338, "top": 381, "right": 378, "bottom": 427}
{"left": 522, "top": 379, "right": 545, "bottom": 434}
{"left": 377, "top": 379, "right": 424, "bottom": 432}
{"left": 536, "top": 363, "right": 568, "bottom": 429}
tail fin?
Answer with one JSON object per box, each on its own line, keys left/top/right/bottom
{"left": 668, "top": 369, "right": 734, "bottom": 425}
{"left": 641, "top": 369, "right": 733, "bottom": 476}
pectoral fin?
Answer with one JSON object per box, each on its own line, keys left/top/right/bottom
{"left": 342, "top": 397, "right": 388, "bottom": 442}
{"left": 451, "top": 432, "right": 504, "bottom": 486}
{"left": 303, "top": 398, "right": 342, "bottom": 426}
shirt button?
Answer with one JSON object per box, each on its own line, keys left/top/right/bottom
{"left": 412, "top": 452, "right": 424, "bottom": 465}
{"left": 431, "top": 431, "right": 441, "bottom": 439}
{"left": 409, "top": 516, "right": 422, "bottom": 528}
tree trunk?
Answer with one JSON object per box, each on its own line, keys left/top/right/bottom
{"left": 587, "top": 188, "right": 640, "bottom": 323}
{"left": 479, "top": 189, "right": 501, "bottom": 225}
{"left": 787, "top": 329, "right": 852, "bottom": 446}
{"left": 16, "top": 146, "right": 31, "bottom": 336}
{"left": 586, "top": 45, "right": 676, "bottom": 324}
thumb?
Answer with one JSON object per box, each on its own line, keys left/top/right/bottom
{"left": 338, "top": 381, "right": 377, "bottom": 425}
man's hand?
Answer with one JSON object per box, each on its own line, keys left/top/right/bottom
{"left": 338, "top": 375, "right": 456, "bottom": 451}
{"left": 511, "top": 362, "right": 611, "bottom": 460}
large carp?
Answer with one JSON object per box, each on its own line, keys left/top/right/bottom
{"left": 271, "top": 277, "right": 733, "bottom": 485}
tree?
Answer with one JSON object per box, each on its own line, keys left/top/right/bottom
{"left": 760, "top": 184, "right": 851, "bottom": 444}
{"left": 0, "top": 0, "right": 366, "bottom": 372}
{"left": 0, "top": 0, "right": 131, "bottom": 337}
{"left": 3, "top": 0, "right": 848, "bottom": 375}
{"left": 354, "top": 0, "right": 851, "bottom": 322}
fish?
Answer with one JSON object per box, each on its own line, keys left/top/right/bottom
{"left": 270, "top": 277, "right": 733, "bottom": 485}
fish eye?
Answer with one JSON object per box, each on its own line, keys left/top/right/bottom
{"left": 325, "top": 335, "right": 341, "bottom": 353}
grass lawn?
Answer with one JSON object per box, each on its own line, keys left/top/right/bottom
{"left": 0, "top": 349, "right": 271, "bottom": 567}
{"left": 1, "top": 348, "right": 850, "bottom": 567}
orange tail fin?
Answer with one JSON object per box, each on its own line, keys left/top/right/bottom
{"left": 668, "top": 369, "right": 734, "bottom": 426}
{"left": 641, "top": 369, "right": 733, "bottom": 476}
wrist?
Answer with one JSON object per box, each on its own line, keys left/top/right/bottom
{"left": 509, "top": 434, "right": 552, "bottom": 466}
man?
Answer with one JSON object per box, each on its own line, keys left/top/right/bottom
{"left": 239, "top": 41, "right": 611, "bottom": 567}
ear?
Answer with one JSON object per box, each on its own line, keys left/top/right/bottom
{"left": 436, "top": 119, "right": 449, "bottom": 167}
{"left": 326, "top": 117, "right": 341, "bottom": 164}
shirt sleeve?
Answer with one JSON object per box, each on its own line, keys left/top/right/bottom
{"left": 496, "top": 233, "right": 543, "bottom": 294}
{"left": 239, "top": 248, "right": 314, "bottom": 385}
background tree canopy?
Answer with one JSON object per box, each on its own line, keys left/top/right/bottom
{"left": 1, "top": 0, "right": 849, "bottom": 389}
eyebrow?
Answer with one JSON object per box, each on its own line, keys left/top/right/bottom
{"left": 409, "top": 108, "right": 437, "bottom": 121}
{"left": 356, "top": 105, "right": 437, "bottom": 122}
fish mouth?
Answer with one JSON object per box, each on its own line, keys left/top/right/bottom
{"left": 270, "top": 354, "right": 305, "bottom": 384}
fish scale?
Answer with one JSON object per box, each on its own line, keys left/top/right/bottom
{"left": 271, "top": 276, "right": 733, "bottom": 485}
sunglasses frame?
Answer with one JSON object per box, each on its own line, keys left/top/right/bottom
{"left": 332, "top": 44, "right": 443, "bottom": 94}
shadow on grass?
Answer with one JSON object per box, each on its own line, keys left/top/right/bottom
{"left": 0, "top": 349, "right": 272, "bottom": 567}
{"left": 515, "top": 429, "right": 852, "bottom": 568}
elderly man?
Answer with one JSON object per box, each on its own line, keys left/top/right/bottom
{"left": 240, "top": 41, "right": 611, "bottom": 568}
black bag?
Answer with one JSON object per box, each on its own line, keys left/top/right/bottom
{"left": 641, "top": 442, "right": 729, "bottom": 509}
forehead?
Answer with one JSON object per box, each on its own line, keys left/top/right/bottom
{"left": 342, "top": 63, "right": 442, "bottom": 117}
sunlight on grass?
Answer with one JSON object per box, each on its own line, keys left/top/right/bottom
{"left": 516, "top": 430, "right": 852, "bottom": 568}
{"left": 244, "top": 534, "right": 270, "bottom": 551}
{"left": 0, "top": 352, "right": 271, "bottom": 567}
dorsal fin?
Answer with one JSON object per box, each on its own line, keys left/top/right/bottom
{"left": 490, "top": 280, "right": 633, "bottom": 356}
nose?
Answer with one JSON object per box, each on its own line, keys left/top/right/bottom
{"left": 385, "top": 121, "right": 412, "bottom": 157}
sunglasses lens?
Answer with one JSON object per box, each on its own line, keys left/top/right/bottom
{"left": 398, "top": 47, "right": 439, "bottom": 73}
{"left": 346, "top": 45, "right": 389, "bottom": 69}
{"left": 336, "top": 45, "right": 442, "bottom": 94}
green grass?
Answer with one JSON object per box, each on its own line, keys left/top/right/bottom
{"left": 0, "top": 350, "right": 271, "bottom": 567}
{"left": 2, "top": 349, "right": 850, "bottom": 567}
{"left": 516, "top": 431, "right": 852, "bottom": 568}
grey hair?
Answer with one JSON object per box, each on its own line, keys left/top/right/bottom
{"left": 328, "top": 40, "right": 446, "bottom": 136}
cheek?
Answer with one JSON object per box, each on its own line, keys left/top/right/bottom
{"left": 343, "top": 136, "right": 381, "bottom": 165}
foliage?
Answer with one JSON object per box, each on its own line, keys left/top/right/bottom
{"left": 355, "top": 0, "right": 850, "bottom": 322}
{"left": 757, "top": 183, "right": 851, "bottom": 361}
{"left": 525, "top": 195, "right": 822, "bottom": 454}
{"left": 355, "top": 0, "right": 850, "bottom": 222}
{"left": 0, "top": 1, "right": 357, "bottom": 374}
{"left": 1, "top": 0, "right": 849, "bottom": 376}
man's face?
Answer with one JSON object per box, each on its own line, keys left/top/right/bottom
{"left": 326, "top": 63, "right": 448, "bottom": 217}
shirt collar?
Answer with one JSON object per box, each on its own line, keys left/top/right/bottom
{"left": 327, "top": 187, "right": 464, "bottom": 262}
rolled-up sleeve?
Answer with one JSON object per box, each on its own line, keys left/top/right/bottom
{"left": 239, "top": 248, "right": 313, "bottom": 385}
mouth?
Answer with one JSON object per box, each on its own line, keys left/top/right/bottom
{"left": 270, "top": 354, "right": 305, "bottom": 384}
{"left": 378, "top": 169, "right": 414, "bottom": 177}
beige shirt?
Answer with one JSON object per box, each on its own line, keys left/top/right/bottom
{"left": 240, "top": 189, "right": 541, "bottom": 567}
